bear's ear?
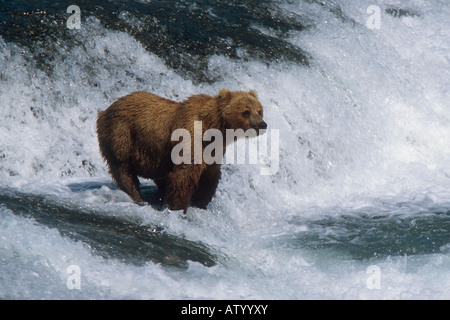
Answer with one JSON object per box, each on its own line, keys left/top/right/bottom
{"left": 249, "top": 90, "right": 258, "bottom": 98}
{"left": 218, "top": 88, "right": 232, "bottom": 104}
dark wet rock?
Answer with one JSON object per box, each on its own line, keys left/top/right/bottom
{"left": 0, "top": 189, "right": 217, "bottom": 268}
{"left": 0, "top": 0, "right": 310, "bottom": 83}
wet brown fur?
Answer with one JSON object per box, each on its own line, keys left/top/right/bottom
{"left": 96, "top": 89, "right": 266, "bottom": 212}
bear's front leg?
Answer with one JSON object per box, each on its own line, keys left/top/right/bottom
{"left": 191, "top": 164, "right": 221, "bottom": 209}
{"left": 165, "top": 164, "right": 205, "bottom": 213}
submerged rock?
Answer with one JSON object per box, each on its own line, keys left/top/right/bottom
{"left": 0, "top": 189, "right": 217, "bottom": 268}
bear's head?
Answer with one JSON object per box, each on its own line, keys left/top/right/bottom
{"left": 218, "top": 89, "right": 267, "bottom": 135}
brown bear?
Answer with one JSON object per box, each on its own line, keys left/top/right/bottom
{"left": 96, "top": 89, "right": 267, "bottom": 213}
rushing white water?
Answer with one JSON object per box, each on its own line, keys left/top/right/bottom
{"left": 1, "top": 0, "right": 450, "bottom": 299}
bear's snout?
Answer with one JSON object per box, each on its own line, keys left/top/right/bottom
{"left": 252, "top": 120, "right": 267, "bottom": 132}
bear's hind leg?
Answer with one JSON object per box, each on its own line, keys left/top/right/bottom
{"left": 110, "top": 163, "right": 144, "bottom": 203}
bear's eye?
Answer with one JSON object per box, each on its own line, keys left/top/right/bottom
{"left": 242, "top": 110, "right": 251, "bottom": 118}
{"left": 258, "top": 110, "right": 262, "bottom": 117}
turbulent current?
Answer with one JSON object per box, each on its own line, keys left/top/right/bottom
{"left": 1, "top": 0, "right": 450, "bottom": 299}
